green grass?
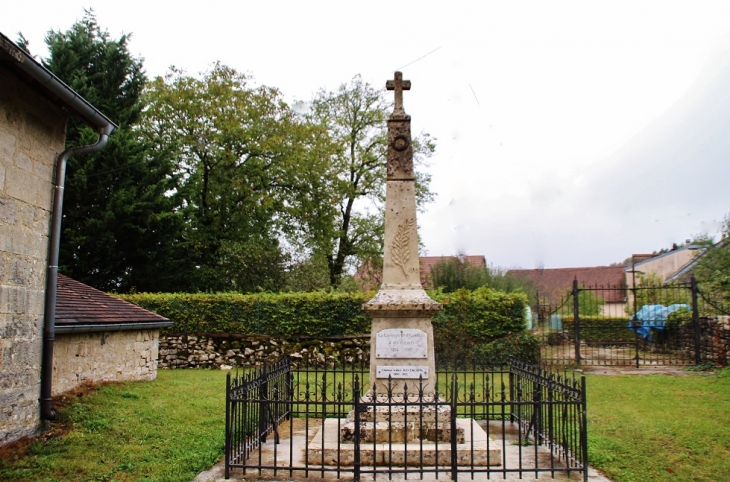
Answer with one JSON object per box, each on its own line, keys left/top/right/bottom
{"left": 3, "top": 368, "right": 729, "bottom": 482}
{"left": 586, "top": 368, "right": 730, "bottom": 482}
{"left": 0, "top": 370, "right": 228, "bottom": 482}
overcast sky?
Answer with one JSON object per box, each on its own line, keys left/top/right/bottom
{"left": 5, "top": 1, "right": 730, "bottom": 269}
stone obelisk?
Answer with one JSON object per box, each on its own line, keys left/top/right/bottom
{"left": 363, "top": 72, "right": 442, "bottom": 394}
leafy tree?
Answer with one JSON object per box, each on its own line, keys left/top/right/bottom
{"left": 429, "top": 256, "right": 535, "bottom": 301}
{"left": 627, "top": 273, "right": 692, "bottom": 315}
{"left": 283, "top": 254, "right": 331, "bottom": 292}
{"left": 46, "top": 11, "right": 183, "bottom": 292}
{"left": 693, "top": 215, "right": 730, "bottom": 303}
{"left": 15, "top": 32, "right": 31, "bottom": 55}
{"left": 305, "top": 75, "right": 435, "bottom": 287}
{"left": 564, "top": 290, "right": 605, "bottom": 316}
{"left": 143, "top": 64, "right": 331, "bottom": 292}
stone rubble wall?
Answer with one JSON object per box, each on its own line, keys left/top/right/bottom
{"left": 53, "top": 330, "right": 160, "bottom": 395}
{"left": 652, "top": 317, "right": 730, "bottom": 366}
{"left": 159, "top": 333, "right": 371, "bottom": 368}
{"left": 0, "top": 65, "right": 68, "bottom": 445}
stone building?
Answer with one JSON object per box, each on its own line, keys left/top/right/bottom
{"left": 0, "top": 32, "right": 115, "bottom": 444}
{"left": 53, "top": 274, "right": 170, "bottom": 394}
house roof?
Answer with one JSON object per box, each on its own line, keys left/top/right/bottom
{"left": 623, "top": 244, "right": 698, "bottom": 272}
{"left": 507, "top": 266, "right": 627, "bottom": 305}
{"left": 665, "top": 239, "right": 723, "bottom": 283}
{"left": 55, "top": 274, "right": 171, "bottom": 333}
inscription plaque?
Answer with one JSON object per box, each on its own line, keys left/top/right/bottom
{"left": 376, "top": 365, "right": 429, "bottom": 379}
{"left": 375, "top": 329, "right": 427, "bottom": 358}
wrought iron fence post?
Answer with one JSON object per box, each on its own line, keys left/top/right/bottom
{"left": 225, "top": 370, "right": 231, "bottom": 480}
{"left": 353, "top": 376, "right": 361, "bottom": 482}
{"left": 450, "top": 374, "right": 458, "bottom": 481}
{"left": 509, "top": 363, "right": 515, "bottom": 423}
{"left": 572, "top": 279, "right": 581, "bottom": 365}
{"left": 259, "top": 364, "right": 269, "bottom": 443}
{"left": 692, "top": 276, "right": 701, "bottom": 365}
{"left": 581, "top": 376, "right": 588, "bottom": 482}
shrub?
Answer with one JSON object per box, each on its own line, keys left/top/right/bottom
{"left": 431, "top": 287, "right": 528, "bottom": 364}
{"left": 119, "top": 287, "right": 531, "bottom": 363}
{"left": 473, "top": 331, "right": 540, "bottom": 365}
{"left": 118, "top": 291, "right": 373, "bottom": 337}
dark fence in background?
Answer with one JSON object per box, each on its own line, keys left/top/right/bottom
{"left": 535, "top": 277, "right": 730, "bottom": 367}
{"left": 225, "top": 355, "right": 587, "bottom": 481}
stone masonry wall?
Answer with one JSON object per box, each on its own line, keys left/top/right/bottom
{"left": 159, "top": 334, "right": 370, "bottom": 368}
{"left": 53, "top": 330, "right": 159, "bottom": 395}
{"left": 0, "top": 65, "right": 67, "bottom": 445}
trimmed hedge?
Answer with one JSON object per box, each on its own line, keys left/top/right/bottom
{"left": 118, "top": 291, "right": 373, "bottom": 337}
{"left": 118, "top": 287, "right": 537, "bottom": 363}
{"left": 560, "top": 316, "right": 634, "bottom": 343}
{"left": 119, "top": 288, "right": 527, "bottom": 338}
{"left": 431, "top": 287, "right": 534, "bottom": 364}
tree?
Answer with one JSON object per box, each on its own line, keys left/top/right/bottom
{"left": 46, "top": 11, "right": 183, "bottom": 292}
{"left": 693, "top": 214, "right": 730, "bottom": 302}
{"left": 627, "top": 273, "right": 692, "bottom": 315}
{"left": 143, "top": 64, "right": 332, "bottom": 292}
{"left": 305, "top": 75, "right": 435, "bottom": 286}
{"left": 572, "top": 290, "right": 605, "bottom": 316}
{"left": 429, "top": 256, "right": 536, "bottom": 301}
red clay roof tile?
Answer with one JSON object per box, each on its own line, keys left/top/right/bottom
{"left": 55, "top": 274, "right": 168, "bottom": 326}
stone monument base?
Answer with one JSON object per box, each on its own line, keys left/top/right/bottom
{"left": 340, "top": 395, "right": 462, "bottom": 444}
{"left": 306, "top": 418, "right": 501, "bottom": 466}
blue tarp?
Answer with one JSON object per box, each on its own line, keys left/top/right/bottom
{"left": 628, "top": 304, "right": 691, "bottom": 339}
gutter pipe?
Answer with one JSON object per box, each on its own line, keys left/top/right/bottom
{"left": 40, "top": 133, "right": 111, "bottom": 421}
{"left": 1, "top": 35, "right": 119, "bottom": 421}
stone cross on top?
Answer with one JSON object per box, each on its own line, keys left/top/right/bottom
{"left": 386, "top": 71, "right": 411, "bottom": 114}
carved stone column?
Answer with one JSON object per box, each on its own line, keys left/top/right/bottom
{"left": 362, "top": 72, "right": 441, "bottom": 394}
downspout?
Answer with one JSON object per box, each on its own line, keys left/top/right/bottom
{"left": 40, "top": 126, "right": 113, "bottom": 421}
{"left": 1, "top": 33, "right": 117, "bottom": 423}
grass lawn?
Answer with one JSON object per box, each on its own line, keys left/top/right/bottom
{"left": 586, "top": 368, "right": 730, "bottom": 482}
{"left": 1, "top": 367, "right": 728, "bottom": 481}
{"left": 0, "top": 369, "right": 228, "bottom": 482}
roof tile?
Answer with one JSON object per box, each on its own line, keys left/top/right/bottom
{"left": 55, "top": 274, "right": 168, "bottom": 326}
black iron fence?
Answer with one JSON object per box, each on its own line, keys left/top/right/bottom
{"left": 535, "top": 277, "right": 730, "bottom": 367}
{"left": 225, "top": 355, "right": 587, "bottom": 481}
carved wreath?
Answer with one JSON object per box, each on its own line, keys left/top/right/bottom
{"left": 391, "top": 218, "right": 415, "bottom": 275}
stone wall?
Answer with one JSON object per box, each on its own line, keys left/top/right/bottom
{"left": 0, "top": 65, "right": 67, "bottom": 445}
{"left": 159, "top": 334, "right": 370, "bottom": 368}
{"left": 53, "top": 330, "right": 160, "bottom": 395}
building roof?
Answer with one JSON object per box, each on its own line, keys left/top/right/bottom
{"left": 55, "top": 274, "right": 170, "bottom": 332}
{"left": 507, "top": 266, "right": 627, "bottom": 305}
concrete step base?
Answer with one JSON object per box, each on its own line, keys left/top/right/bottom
{"left": 307, "top": 418, "right": 501, "bottom": 467}
{"left": 340, "top": 420, "right": 464, "bottom": 443}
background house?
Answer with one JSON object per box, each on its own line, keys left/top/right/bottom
{"left": 53, "top": 274, "right": 171, "bottom": 395}
{"left": 507, "top": 266, "right": 627, "bottom": 317}
{"left": 625, "top": 242, "right": 700, "bottom": 287}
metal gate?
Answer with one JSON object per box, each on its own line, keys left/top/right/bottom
{"left": 536, "top": 277, "right": 729, "bottom": 367}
